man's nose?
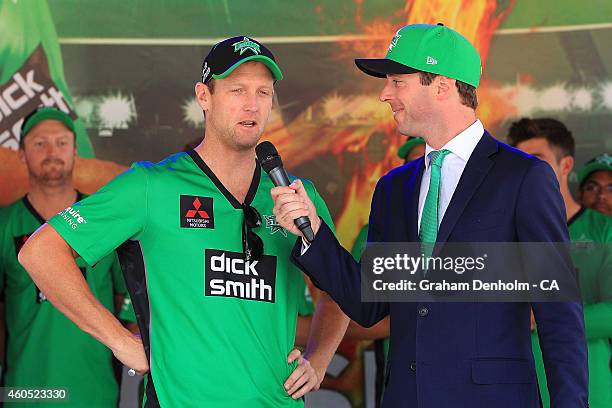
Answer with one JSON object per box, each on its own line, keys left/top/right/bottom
{"left": 243, "top": 91, "right": 259, "bottom": 112}
{"left": 379, "top": 81, "right": 394, "bottom": 103}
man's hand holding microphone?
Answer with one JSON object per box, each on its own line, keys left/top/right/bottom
{"left": 271, "top": 178, "right": 321, "bottom": 240}
{"left": 257, "top": 141, "right": 321, "bottom": 241}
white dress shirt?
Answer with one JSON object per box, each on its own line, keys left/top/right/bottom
{"left": 302, "top": 119, "right": 484, "bottom": 253}
{"left": 417, "top": 120, "right": 484, "bottom": 233}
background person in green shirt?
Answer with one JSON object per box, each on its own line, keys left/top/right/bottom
{"left": 577, "top": 153, "right": 611, "bottom": 216}
{"left": 18, "top": 37, "right": 348, "bottom": 407}
{"left": 0, "top": 107, "right": 136, "bottom": 407}
{"left": 509, "top": 117, "right": 612, "bottom": 408}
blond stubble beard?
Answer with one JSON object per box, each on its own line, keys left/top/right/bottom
{"left": 29, "top": 159, "right": 73, "bottom": 187}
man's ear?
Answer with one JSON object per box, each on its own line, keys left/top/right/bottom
{"left": 435, "top": 76, "right": 454, "bottom": 100}
{"left": 559, "top": 155, "right": 574, "bottom": 178}
{"left": 195, "top": 82, "right": 211, "bottom": 112}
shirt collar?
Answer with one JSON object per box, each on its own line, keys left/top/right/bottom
{"left": 424, "top": 120, "right": 484, "bottom": 169}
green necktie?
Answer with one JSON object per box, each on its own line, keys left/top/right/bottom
{"left": 419, "top": 149, "right": 451, "bottom": 258}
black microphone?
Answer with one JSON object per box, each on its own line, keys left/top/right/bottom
{"left": 256, "top": 141, "right": 315, "bottom": 243}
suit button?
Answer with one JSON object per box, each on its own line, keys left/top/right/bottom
{"left": 418, "top": 307, "right": 429, "bottom": 317}
{"left": 410, "top": 361, "right": 417, "bottom": 372}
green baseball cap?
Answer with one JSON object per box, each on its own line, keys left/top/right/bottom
{"left": 398, "top": 137, "right": 425, "bottom": 159}
{"left": 20, "top": 107, "right": 75, "bottom": 145}
{"left": 577, "top": 153, "right": 612, "bottom": 186}
{"left": 355, "top": 23, "right": 482, "bottom": 87}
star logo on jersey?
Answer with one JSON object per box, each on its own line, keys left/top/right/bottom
{"left": 573, "top": 233, "right": 595, "bottom": 250}
{"left": 180, "top": 195, "right": 214, "bottom": 229}
{"left": 232, "top": 37, "right": 261, "bottom": 55}
{"left": 264, "top": 215, "right": 287, "bottom": 237}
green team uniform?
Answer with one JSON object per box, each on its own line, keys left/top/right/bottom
{"left": 0, "top": 194, "right": 134, "bottom": 408}
{"left": 532, "top": 208, "right": 612, "bottom": 408}
{"left": 47, "top": 151, "right": 335, "bottom": 407}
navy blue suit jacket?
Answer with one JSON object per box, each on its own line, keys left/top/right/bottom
{"left": 293, "top": 132, "right": 588, "bottom": 408}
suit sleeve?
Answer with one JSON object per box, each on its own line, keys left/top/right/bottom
{"left": 517, "top": 161, "right": 588, "bottom": 408}
{"left": 291, "top": 177, "right": 389, "bottom": 327}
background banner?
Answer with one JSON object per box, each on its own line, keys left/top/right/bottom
{"left": 1, "top": 1, "right": 611, "bottom": 407}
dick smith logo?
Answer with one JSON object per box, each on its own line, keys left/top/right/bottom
{"left": 180, "top": 195, "right": 214, "bottom": 229}
{"left": 205, "top": 249, "right": 276, "bottom": 303}
{"left": 0, "top": 46, "right": 77, "bottom": 150}
{"left": 59, "top": 206, "right": 87, "bottom": 230}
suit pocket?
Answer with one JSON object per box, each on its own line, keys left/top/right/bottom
{"left": 471, "top": 359, "right": 534, "bottom": 384}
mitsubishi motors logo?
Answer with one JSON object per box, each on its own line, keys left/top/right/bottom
{"left": 185, "top": 197, "right": 210, "bottom": 218}
{"left": 180, "top": 195, "right": 214, "bottom": 229}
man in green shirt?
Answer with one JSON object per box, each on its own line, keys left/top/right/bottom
{"left": 18, "top": 36, "right": 348, "bottom": 407}
{"left": 577, "top": 153, "right": 611, "bottom": 216}
{"left": 0, "top": 107, "right": 135, "bottom": 407}
{"left": 509, "top": 118, "right": 612, "bottom": 408}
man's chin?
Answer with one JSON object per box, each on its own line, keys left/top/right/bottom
{"left": 235, "top": 132, "right": 263, "bottom": 150}
{"left": 397, "top": 126, "right": 416, "bottom": 137}
{"left": 38, "top": 171, "right": 71, "bottom": 185}
{"left": 594, "top": 204, "right": 611, "bottom": 215}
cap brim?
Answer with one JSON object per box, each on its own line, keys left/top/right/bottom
{"left": 354, "top": 58, "right": 419, "bottom": 78}
{"left": 212, "top": 55, "right": 284, "bottom": 81}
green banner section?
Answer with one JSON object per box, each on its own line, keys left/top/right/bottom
{"left": 48, "top": 0, "right": 612, "bottom": 39}
{"left": 503, "top": 0, "right": 612, "bottom": 29}
{"left": 0, "top": 0, "right": 93, "bottom": 156}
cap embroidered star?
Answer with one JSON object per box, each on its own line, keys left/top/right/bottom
{"left": 200, "top": 35, "right": 283, "bottom": 84}
{"left": 232, "top": 37, "right": 261, "bottom": 55}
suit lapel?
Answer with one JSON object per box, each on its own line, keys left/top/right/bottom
{"left": 406, "top": 158, "right": 425, "bottom": 242}
{"left": 436, "top": 132, "right": 499, "bottom": 243}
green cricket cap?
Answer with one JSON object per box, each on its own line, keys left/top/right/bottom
{"left": 20, "top": 107, "right": 75, "bottom": 143}
{"left": 577, "top": 153, "right": 612, "bottom": 186}
{"left": 355, "top": 23, "right": 482, "bottom": 87}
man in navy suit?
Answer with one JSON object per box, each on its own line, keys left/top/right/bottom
{"left": 270, "top": 24, "right": 588, "bottom": 407}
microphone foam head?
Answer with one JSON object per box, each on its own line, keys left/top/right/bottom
{"left": 256, "top": 141, "right": 283, "bottom": 173}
